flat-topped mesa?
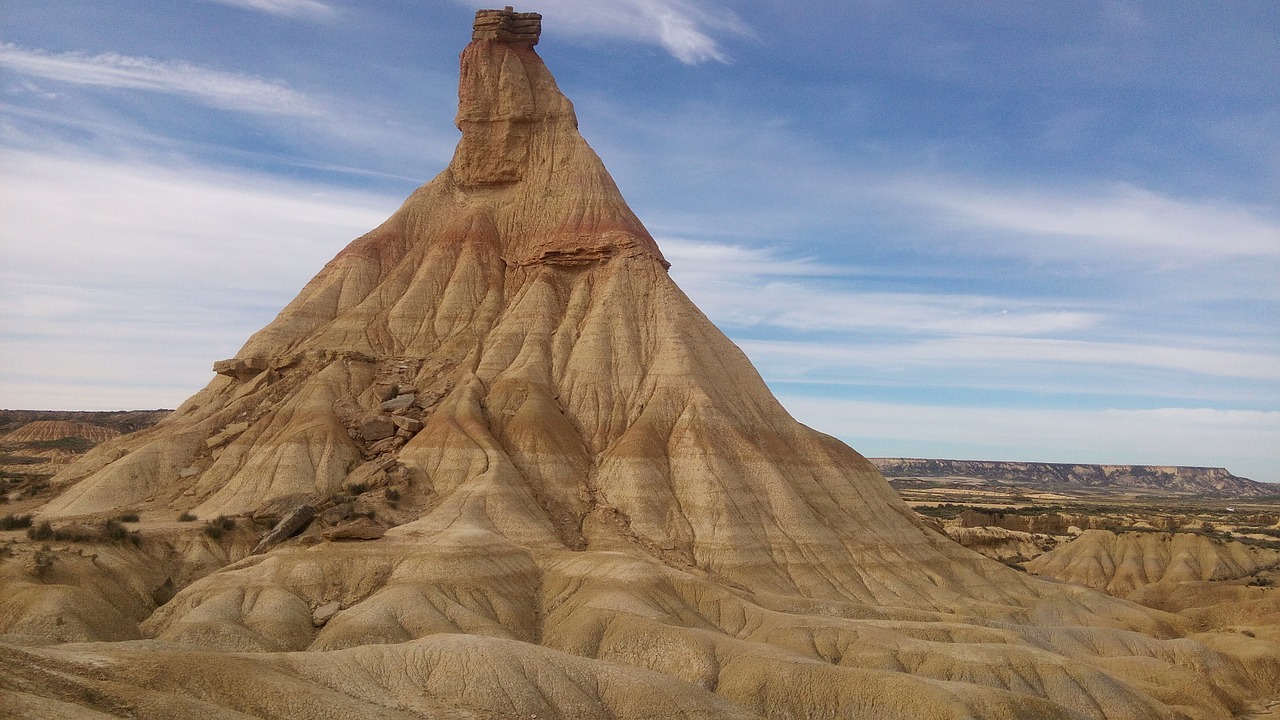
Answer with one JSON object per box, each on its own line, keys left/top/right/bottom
{"left": 472, "top": 7, "right": 541, "bottom": 45}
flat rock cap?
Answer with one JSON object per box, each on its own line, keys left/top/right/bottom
{"left": 473, "top": 6, "right": 542, "bottom": 44}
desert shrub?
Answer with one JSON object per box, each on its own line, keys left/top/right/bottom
{"left": 914, "top": 504, "right": 966, "bottom": 519}
{"left": 102, "top": 518, "right": 138, "bottom": 544}
{"left": 0, "top": 513, "right": 33, "bottom": 530}
{"left": 116, "top": 512, "right": 140, "bottom": 523}
{"left": 348, "top": 482, "right": 368, "bottom": 495}
{"left": 177, "top": 511, "right": 197, "bottom": 522}
{"left": 26, "top": 520, "right": 53, "bottom": 541}
{"left": 203, "top": 515, "right": 235, "bottom": 539}
{"left": 1247, "top": 576, "right": 1273, "bottom": 588}
{"left": 384, "top": 488, "right": 400, "bottom": 502}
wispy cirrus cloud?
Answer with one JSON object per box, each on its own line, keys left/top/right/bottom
{"left": 203, "top": 0, "right": 334, "bottom": 19}
{"left": 452, "top": 0, "right": 750, "bottom": 64}
{"left": 0, "top": 43, "right": 322, "bottom": 116}
{"left": 661, "top": 238, "right": 1102, "bottom": 336}
{"left": 0, "top": 150, "right": 399, "bottom": 409}
{"left": 891, "top": 178, "right": 1280, "bottom": 259}
{"left": 742, "top": 336, "right": 1280, "bottom": 381}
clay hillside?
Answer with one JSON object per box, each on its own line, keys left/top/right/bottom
{"left": 875, "top": 457, "right": 1278, "bottom": 498}
{"left": 2, "top": 9, "right": 1277, "bottom": 720}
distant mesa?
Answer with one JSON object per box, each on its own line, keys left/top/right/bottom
{"left": 873, "top": 457, "right": 1276, "bottom": 498}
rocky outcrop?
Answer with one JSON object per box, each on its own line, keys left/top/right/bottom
{"left": 875, "top": 457, "right": 1277, "bottom": 498}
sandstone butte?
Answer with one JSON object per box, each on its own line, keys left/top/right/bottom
{"left": 2, "top": 9, "right": 1277, "bottom": 719}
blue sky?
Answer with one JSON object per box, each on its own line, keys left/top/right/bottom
{"left": 2, "top": 1, "right": 1278, "bottom": 482}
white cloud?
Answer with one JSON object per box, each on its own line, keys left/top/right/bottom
{"left": 0, "top": 150, "right": 401, "bottom": 409}
{"left": 661, "top": 237, "right": 845, "bottom": 278}
{"left": 660, "top": 238, "right": 1103, "bottom": 336}
{"left": 454, "top": 0, "right": 749, "bottom": 64}
{"left": 742, "top": 336, "right": 1280, "bottom": 381}
{"left": 204, "top": 0, "right": 334, "bottom": 19}
{"left": 0, "top": 43, "right": 322, "bottom": 116}
{"left": 891, "top": 178, "right": 1280, "bottom": 259}
{"left": 777, "top": 396, "right": 1280, "bottom": 483}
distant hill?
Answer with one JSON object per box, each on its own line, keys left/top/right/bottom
{"left": 871, "top": 458, "right": 1278, "bottom": 499}
{"left": 0, "top": 409, "right": 170, "bottom": 438}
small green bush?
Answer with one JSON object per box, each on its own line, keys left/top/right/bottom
{"left": 116, "top": 512, "right": 140, "bottom": 523}
{"left": 177, "top": 511, "right": 197, "bottom": 522}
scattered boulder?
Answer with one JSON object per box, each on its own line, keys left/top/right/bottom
{"left": 391, "top": 416, "right": 423, "bottom": 434}
{"left": 212, "top": 357, "right": 268, "bottom": 380}
{"left": 311, "top": 600, "right": 341, "bottom": 627}
{"left": 380, "top": 394, "right": 416, "bottom": 412}
{"left": 343, "top": 457, "right": 396, "bottom": 493}
{"left": 318, "top": 503, "right": 354, "bottom": 526}
{"left": 366, "top": 437, "right": 404, "bottom": 456}
{"left": 356, "top": 415, "right": 395, "bottom": 442}
{"left": 252, "top": 493, "right": 318, "bottom": 524}
{"left": 250, "top": 504, "right": 316, "bottom": 555}
{"left": 372, "top": 382, "right": 399, "bottom": 401}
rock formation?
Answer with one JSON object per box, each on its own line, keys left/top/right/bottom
{"left": 1028, "top": 529, "right": 1280, "bottom": 596}
{"left": 3, "top": 9, "right": 1278, "bottom": 719}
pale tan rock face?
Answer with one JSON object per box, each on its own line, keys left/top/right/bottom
{"left": 8, "top": 9, "right": 1279, "bottom": 719}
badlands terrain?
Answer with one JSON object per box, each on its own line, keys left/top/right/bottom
{"left": 3, "top": 8, "right": 1278, "bottom": 720}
